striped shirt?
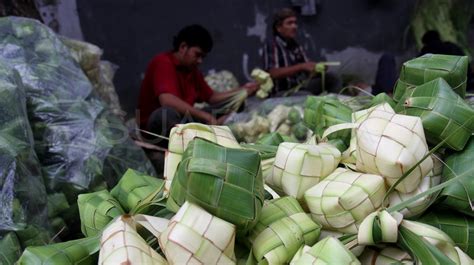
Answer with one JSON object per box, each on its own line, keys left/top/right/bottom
{"left": 262, "top": 35, "right": 309, "bottom": 93}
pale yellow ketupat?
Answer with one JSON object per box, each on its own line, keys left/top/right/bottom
{"left": 355, "top": 103, "right": 433, "bottom": 193}
{"left": 304, "top": 168, "right": 386, "bottom": 234}
{"left": 269, "top": 142, "right": 341, "bottom": 201}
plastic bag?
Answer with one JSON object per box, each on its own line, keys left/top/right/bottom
{"left": 0, "top": 17, "right": 156, "bottom": 204}
{"left": 0, "top": 61, "right": 48, "bottom": 233}
{"left": 61, "top": 37, "right": 124, "bottom": 117}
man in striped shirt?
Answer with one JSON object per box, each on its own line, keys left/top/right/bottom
{"left": 263, "top": 8, "right": 330, "bottom": 95}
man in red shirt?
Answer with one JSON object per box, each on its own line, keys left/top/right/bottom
{"left": 138, "top": 24, "right": 258, "bottom": 142}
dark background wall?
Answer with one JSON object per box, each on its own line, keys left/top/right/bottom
{"left": 76, "top": 0, "right": 417, "bottom": 117}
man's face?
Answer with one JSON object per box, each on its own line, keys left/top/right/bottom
{"left": 179, "top": 44, "right": 205, "bottom": 68}
{"left": 277, "top": 16, "right": 298, "bottom": 39}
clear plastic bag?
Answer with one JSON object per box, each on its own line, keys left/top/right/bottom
{"left": 0, "top": 17, "right": 156, "bottom": 205}
{"left": 0, "top": 62, "right": 48, "bottom": 233}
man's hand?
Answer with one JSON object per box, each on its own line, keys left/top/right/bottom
{"left": 299, "top": 62, "right": 317, "bottom": 72}
{"left": 242, "top": 82, "right": 260, "bottom": 96}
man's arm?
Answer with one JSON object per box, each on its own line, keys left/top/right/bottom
{"left": 159, "top": 93, "right": 217, "bottom": 124}
{"left": 207, "top": 82, "right": 259, "bottom": 105}
{"left": 268, "top": 62, "right": 316, "bottom": 79}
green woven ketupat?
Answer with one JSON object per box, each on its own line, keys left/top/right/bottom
{"left": 395, "top": 78, "right": 474, "bottom": 151}
{"left": 303, "top": 96, "right": 352, "bottom": 145}
{"left": 369, "top": 92, "right": 396, "bottom": 109}
{"left": 438, "top": 137, "right": 474, "bottom": 217}
{"left": 18, "top": 236, "right": 100, "bottom": 265}
{"left": 248, "top": 196, "right": 306, "bottom": 244}
{"left": 419, "top": 210, "right": 474, "bottom": 258}
{"left": 110, "top": 169, "right": 165, "bottom": 213}
{"left": 78, "top": 190, "right": 124, "bottom": 237}
{"left": 393, "top": 54, "right": 469, "bottom": 101}
{"left": 256, "top": 132, "right": 285, "bottom": 146}
{"left": 167, "top": 138, "right": 264, "bottom": 235}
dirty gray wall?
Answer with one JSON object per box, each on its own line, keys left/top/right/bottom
{"left": 71, "top": 0, "right": 417, "bottom": 116}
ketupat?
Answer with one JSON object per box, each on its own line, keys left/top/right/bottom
{"left": 303, "top": 96, "right": 352, "bottom": 145}
{"left": 251, "top": 68, "right": 274, "bottom": 98}
{"left": 252, "top": 213, "right": 321, "bottom": 264}
{"left": 419, "top": 210, "right": 474, "bottom": 258}
{"left": 110, "top": 169, "right": 165, "bottom": 214}
{"left": 290, "top": 237, "right": 360, "bottom": 265}
{"left": 438, "top": 137, "right": 474, "bottom": 217}
{"left": 98, "top": 215, "right": 167, "bottom": 265}
{"left": 353, "top": 103, "right": 433, "bottom": 193}
{"left": 77, "top": 190, "right": 125, "bottom": 237}
{"left": 18, "top": 236, "right": 100, "bottom": 265}
{"left": 269, "top": 142, "right": 341, "bottom": 201}
{"left": 164, "top": 123, "right": 240, "bottom": 191}
{"left": 167, "top": 138, "right": 264, "bottom": 235}
{"left": 157, "top": 202, "right": 237, "bottom": 264}
{"left": 395, "top": 78, "right": 474, "bottom": 151}
{"left": 304, "top": 168, "right": 386, "bottom": 234}
{"left": 393, "top": 54, "right": 468, "bottom": 100}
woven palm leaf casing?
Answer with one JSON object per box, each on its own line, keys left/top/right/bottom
{"left": 304, "top": 168, "right": 386, "bottom": 234}
{"left": 164, "top": 123, "right": 240, "bottom": 191}
{"left": 290, "top": 237, "right": 360, "bottom": 265}
{"left": 159, "top": 202, "right": 236, "bottom": 264}
{"left": 251, "top": 211, "right": 321, "bottom": 264}
{"left": 438, "top": 137, "right": 474, "bottom": 217}
{"left": 77, "top": 190, "right": 124, "bottom": 237}
{"left": 419, "top": 210, "right": 474, "bottom": 258}
{"left": 393, "top": 54, "right": 468, "bottom": 101}
{"left": 110, "top": 169, "right": 165, "bottom": 213}
{"left": 303, "top": 96, "right": 352, "bottom": 144}
{"left": 395, "top": 78, "right": 474, "bottom": 151}
{"left": 268, "top": 142, "right": 341, "bottom": 201}
{"left": 355, "top": 103, "right": 433, "bottom": 193}
{"left": 249, "top": 196, "right": 306, "bottom": 243}
{"left": 98, "top": 215, "right": 167, "bottom": 265}
{"left": 167, "top": 138, "right": 264, "bottom": 235}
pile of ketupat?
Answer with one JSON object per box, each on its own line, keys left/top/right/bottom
{"left": 9, "top": 53, "right": 474, "bottom": 264}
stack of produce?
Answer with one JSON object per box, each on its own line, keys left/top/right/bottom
{"left": 4, "top": 17, "right": 474, "bottom": 264}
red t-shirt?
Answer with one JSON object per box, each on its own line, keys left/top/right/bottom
{"left": 137, "top": 51, "right": 214, "bottom": 128}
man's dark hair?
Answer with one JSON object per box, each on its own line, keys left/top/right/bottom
{"left": 272, "top": 8, "right": 297, "bottom": 34}
{"left": 422, "top": 30, "right": 442, "bottom": 45}
{"left": 173, "top": 24, "right": 213, "bottom": 53}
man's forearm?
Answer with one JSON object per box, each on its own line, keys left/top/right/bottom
{"left": 268, "top": 64, "right": 303, "bottom": 79}
{"left": 208, "top": 88, "right": 243, "bottom": 105}
{"left": 159, "top": 94, "right": 211, "bottom": 123}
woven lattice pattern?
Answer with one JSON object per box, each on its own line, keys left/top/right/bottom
{"left": 395, "top": 78, "right": 474, "bottom": 151}
{"left": 304, "top": 168, "right": 386, "bottom": 234}
{"left": 419, "top": 211, "right": 474, "bottom": 257}
{"left": 393, "top": 54, "right": 468, "bottom": 101}
{"left": 252, "top": 212, "right": 321, "bottom": 264}
{"left": 167, "top": 138, "right": 264, "bottom": 235}
{"left": 269, "top": 143, "right": 341, "bottom": 200}
{"left": 291, "top": 237, "right": 360, "bottom": 265}
{"left": 164, "top": 123, "right": 240, "bottom": 190}
{"left": 99, "top": 216, "right": 167, "bottom": 265}
{"left": 355, "top": 103, "right": 433, "bottom": 193}
{"left": 159, "top": 202, "right": 236, "bottom": 264}
{"left": 78, "top": 190, "right": 124, "bottom": 237}
{"left": 110, "top": 169, "right": 164, "bottom": 212}
{"left": 303, "top": 96, "right": 352, "bottom": 143}
{"left": 249, "top": 196, "right": 305, "bottom": 244}
{"left": 389, "top": 170, "right": 440, "bottom": 218}
{"left": 439, "top": 138, "right": 474, "bottom": 216}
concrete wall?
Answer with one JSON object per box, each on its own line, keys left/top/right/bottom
{"left": 44, "top": 0, "right": 419, "bottom": 116}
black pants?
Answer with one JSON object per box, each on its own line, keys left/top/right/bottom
{"left": 145, "top": 107, "right": 200, "bottom": 147}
